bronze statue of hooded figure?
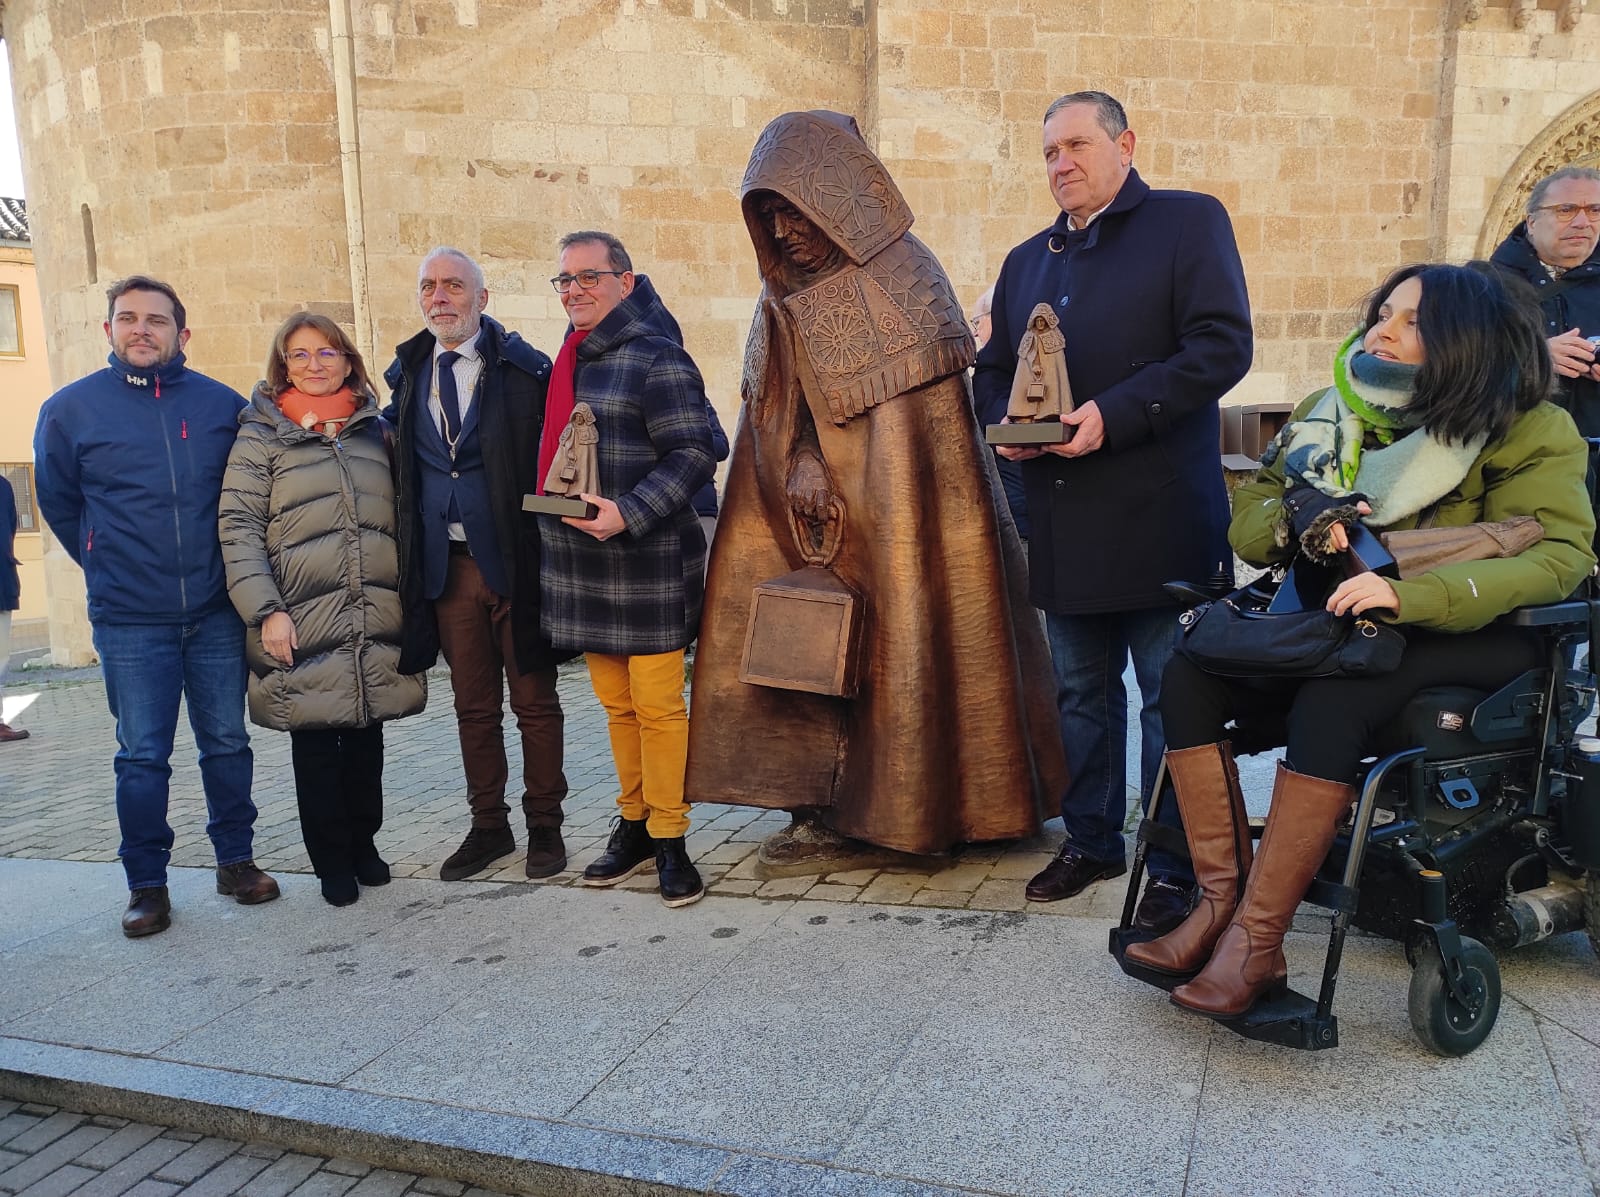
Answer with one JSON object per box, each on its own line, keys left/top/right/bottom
{"left": 685, "top": 110, "right": 1067, "bottom": 855}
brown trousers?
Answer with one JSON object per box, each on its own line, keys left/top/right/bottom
{"left": 435, "top": 550, "right": 566, "bottom": 830}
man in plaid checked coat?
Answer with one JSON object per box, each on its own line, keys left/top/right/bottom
{"left": 535, "top": 230, "right": 716, "bottom": 908}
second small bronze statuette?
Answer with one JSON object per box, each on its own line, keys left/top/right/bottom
{"left": 985, "top": 303, "right": 1074, "bottom": 446}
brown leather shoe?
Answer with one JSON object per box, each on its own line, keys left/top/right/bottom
{"left": 0, "top": 721, "right": 29, "bottom": 742}
{"left": 1024, "top": 844, "right": 1126, "bottom": 902}
{"left": 215, "top": 861, "right": 281, "bottom": 905}
{"left": 122, "top": 887, "right": 171, "bottom": 937}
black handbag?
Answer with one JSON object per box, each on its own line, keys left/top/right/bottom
{"left": 1173, "top": 563, "right": 1406, "bottom": 680}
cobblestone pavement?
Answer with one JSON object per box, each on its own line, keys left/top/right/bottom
{"left": 0, "top": 661, "right": 1139, "bottom": 921}
{"left": 0, "top": 1100, "right": 512, "bottom": 1197}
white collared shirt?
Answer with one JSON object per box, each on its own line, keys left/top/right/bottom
{"left": 429, "top": 327, "right": 485, "bottom": 441}
{"left": 1067, "top": 201, "right": 1113, "bottom": 231}
{"left": 429, "top": 327, "right": 485, "bottom": 541}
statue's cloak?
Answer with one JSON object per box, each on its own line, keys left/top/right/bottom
{"left": 685, "top": 110, "right": 1067, "bottom": 854}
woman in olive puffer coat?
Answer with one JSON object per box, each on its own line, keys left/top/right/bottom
{"left": 220, "top": 312, "right": 426, "bottom": 907}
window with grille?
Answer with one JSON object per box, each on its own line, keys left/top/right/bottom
{"left": 1, "top": 464, "right": 37, "bottom": 533}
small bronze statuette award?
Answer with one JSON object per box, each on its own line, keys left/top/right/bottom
{"left": 985, "top": 303, "right": 1074, "bottom": 446}
{"left": 523, "top": 402, "right": 601, "bottom": 519}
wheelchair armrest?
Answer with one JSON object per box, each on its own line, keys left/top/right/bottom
{"left": 1162, "top": 578, "right": 1235, "bottom": 607}
{"left": 1501, "top": 600, "right": 1591, "bottom": 629}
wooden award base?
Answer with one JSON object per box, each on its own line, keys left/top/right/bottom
{"left": 522, "top": 494, "right": 600, "bottom": 519}
{"left": 985, "top": 420, "right": 1072, "bottom": 446}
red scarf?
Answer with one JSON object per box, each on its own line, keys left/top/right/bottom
{"left": 278, "top": 385, "right": 358, "bottom": 436}
{"left": 537, "top": 329, "right": 591, "bottom": 493}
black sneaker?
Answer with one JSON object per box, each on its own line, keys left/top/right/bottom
{"left": 654, "top": 836, "right": 705, "bottom": 908}
{"left": 581, "top": 816, "right": 654, "bottom": 886}
{"left": 525, "top": 825, "right": 568, "bottom": 879}
{"left": 439, "top": 826, "right": 516, "bottom": 881}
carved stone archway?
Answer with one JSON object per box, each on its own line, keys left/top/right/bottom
{"left": 1477, "top": 90, "right": 1600, "bottom": 257}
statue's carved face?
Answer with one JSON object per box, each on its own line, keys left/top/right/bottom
{"left": 757, "top": 195, "right": 842, "bottom": 277}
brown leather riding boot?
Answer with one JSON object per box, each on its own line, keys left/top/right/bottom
{"left": 1172, "top": 762, "right": 1354, "bottom": 1018}
{"left": 1124, "top": 743, "right": 1252, "bottom": 976}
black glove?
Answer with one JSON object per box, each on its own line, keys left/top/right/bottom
{"left": 1283, "top": 485, "right": 1363, "bottom": 541}
{"left": 1283, "top": 485, "right": 1367, "bottom": 563}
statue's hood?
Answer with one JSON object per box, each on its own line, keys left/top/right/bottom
{"left": 740, "top": 110, "right": 914, "bottom": 278}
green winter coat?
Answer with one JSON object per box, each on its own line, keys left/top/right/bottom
{"left": 219, "top": 385, "right": 426, "bottom": 731}
{"left": 1231, "top": 395, "right": 1596, "bottom": 633}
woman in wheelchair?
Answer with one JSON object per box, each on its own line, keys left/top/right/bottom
{"left": 1124, "top": 262, "right": 1598, "bottom": 1019}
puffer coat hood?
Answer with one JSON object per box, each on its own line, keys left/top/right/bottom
{"left": 219, "top": 383, "right": 426, "bottom": 731}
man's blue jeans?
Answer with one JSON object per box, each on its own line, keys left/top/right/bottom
{"left": 93, "top": 607, "right": 256, "bottom": 889}
{"left": 1043, "top": 605, "right": 1191, "bottom": 880}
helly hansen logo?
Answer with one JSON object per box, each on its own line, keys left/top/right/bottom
{"left": 125, "top": 374, "right": 149, "bottom": 387}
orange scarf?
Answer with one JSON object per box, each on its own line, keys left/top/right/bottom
{"left": 278, "top": 386, "right": 358, "bottom": 436}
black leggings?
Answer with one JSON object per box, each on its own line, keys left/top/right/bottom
{"left": 1161, "top": 626, "right": 1543, "bottom": 783}
{"left": 289, "top": 724, "right": 385, "bottom": 878}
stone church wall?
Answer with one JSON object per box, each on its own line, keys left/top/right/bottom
{"left": 3, "top": 0, "right": 1598, "bottom": 657}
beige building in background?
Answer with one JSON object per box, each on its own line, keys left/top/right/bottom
{"left": 0, "top": 0, "right": 1598, "bottom": 657}
{"left": 0, "top": 197, "right": 49, "bottom": 629}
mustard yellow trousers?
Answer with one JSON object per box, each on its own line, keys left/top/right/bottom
{"left": 585, "top": 650, "right": 691, "bottom": 839}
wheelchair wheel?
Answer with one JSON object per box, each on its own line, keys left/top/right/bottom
{"left": 1407, "top": 936, "right": 1501, "bottom": 1057}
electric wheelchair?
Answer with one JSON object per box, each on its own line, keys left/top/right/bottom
{"left": 1110, "top": 590, "right": 1600, "bottom": 1056}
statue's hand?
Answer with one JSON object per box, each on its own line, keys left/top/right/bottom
{"left": 785, "top": 451, "right": 834, "bottom": 521}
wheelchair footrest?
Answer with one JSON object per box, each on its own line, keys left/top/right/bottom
{"left": 1222, "top": 989, "right": 1339, "bottom": 1051}
{"left": 1111, "top": 927, "right": 1340, "bottom": 1050}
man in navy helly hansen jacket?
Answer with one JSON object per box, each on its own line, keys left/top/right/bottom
{"left": 34, "top": 275, "right": 279, "bottom": 938}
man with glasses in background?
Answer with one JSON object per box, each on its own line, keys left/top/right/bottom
{"left": 34, "top": 275, "right": 278, "bottom": 936}
{"left": 1491, "top": 167, "right": 1600, "bottom": 438}
{"left": 384, "top": 247, "right": 571, "bottom": 882}
{"left": 535, "top": 231, "right": 714, "bottom": 908}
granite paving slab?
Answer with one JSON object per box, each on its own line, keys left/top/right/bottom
{"left": 830, "top": 914, "right": 1204, "bottom": 1197}
{"left": 4, "top": 841, "right": 1599, "bottom": 1196}
{"left": 567, "top": 904, "right": 996, "bottom": 1158}
{"left": 1184, "top": 936, "right": 1591, "bottom": 1197}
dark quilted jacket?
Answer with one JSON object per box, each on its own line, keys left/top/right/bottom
{"left": 219, "top": 385, "right": 426, "bottom": 731}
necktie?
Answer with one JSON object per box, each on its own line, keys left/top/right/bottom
{"left": 436, "top": 350, "right": 462, "bottom": 443}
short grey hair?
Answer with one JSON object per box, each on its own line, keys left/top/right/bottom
{"left": 559, "top": 230, "right": 632, "bottom": 273}
{"left": 1043, "top": 91, "right": 1128, "bottom": 139}
{"left": 971, "top": 284, "right": 995, "bottom": 320}
{"left": 1527, "top": 166, "right": 1600, "bottom": 214}
{"left": 418, "top": 246, "right": 485, "bottom": 293}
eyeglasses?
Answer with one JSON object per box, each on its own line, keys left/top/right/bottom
{"left": 1533, "top": 203, "right": 1600, "bottom": 224}
{"left": 550, "top": 270, "right": 626, "bottom": 293}
{"left": 969, "top": 314, "right": 991, "bottom": 333}
{"left": 286, "top": 348, "right": 346, "bottom": 366}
